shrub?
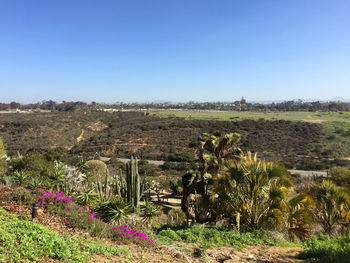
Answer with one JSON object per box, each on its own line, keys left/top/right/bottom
{"left": 155, "top": 225, "right": 292, "bottom": 248}
{"left": 299, "top": 234, "right": 350, "bottom": 263}
{"left": 169, "top": 178, "right": 183, "bottom": 195}
{"left": 329, "top": 167, "right": 350, "bottom": 186}
{"left": 86, "top": 160, "right": 107, "bottom": 181}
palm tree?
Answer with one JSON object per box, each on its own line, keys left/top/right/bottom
{"left": 213, "top": 152, "right": 292, "bottom": 231}
{"left": 287, "top": 192, "right": 314, "bottom": 241}
{"left": 309, "top": 180, "right": 350, "bottom": 235}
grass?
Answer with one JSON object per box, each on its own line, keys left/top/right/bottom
{"left": 151, "top": 224, "right": 298, "bottom": 248}
{"left": 0, "top": 206, "right": 129, "bottom": 262}
{"left": 153, "top": 110, "right": 350, "bottom": 123}
{"left": 299, "top": 234, "right": 350, "bottom": 263}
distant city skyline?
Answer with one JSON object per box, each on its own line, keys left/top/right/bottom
{"left": 1, "top": 0, "right": 349, "bottom": 103}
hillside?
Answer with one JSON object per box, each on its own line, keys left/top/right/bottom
{"left": 1, "top": 111, "right": 349, "bottom": 169}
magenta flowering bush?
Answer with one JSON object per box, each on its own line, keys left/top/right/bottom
{"left": 13, "top": 185, "right": 157, "bottom": 247}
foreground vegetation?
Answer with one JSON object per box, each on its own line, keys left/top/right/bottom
{"left": 0, "top": 207, "right": 129, "bottom": 262}
{"left": 299, "top": 234, "right": 350, "bottom": 263}
{"left": 154, "top": 225, "right": 295, "bottom": 248}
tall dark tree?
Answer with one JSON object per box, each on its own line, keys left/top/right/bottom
{"left": 181, "top": 131, "right": 242, "bottom": 224}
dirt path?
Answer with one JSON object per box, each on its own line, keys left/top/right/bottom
{"left": 205, "top": 246, "right": 304, "bottom": 263}
{"left": 77, "top": 129, "right": 85, "bottom": 142}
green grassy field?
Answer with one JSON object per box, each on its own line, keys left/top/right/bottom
{"left": 153, "top": 110, "right": 350, "bottom": 123}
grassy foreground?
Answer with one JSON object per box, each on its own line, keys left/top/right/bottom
{"left": 299, "top": 234, "right": 350, "bottom": 263}
{"left": 0, "top": 207, "right": 129, "bottom": 262}
{"left": 153, "top": 225, "right": 297, "bottom": 248}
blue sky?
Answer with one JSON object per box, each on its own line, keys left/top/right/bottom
{"left": 0, "top": 0, "right": 349, "bottom": 103}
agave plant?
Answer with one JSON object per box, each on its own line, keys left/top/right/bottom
{"left": 29, "top": 177, "right": 50, "bottom": 190}
{"left": 82, "top": 172, "right": 95, "bottom": 189}
{"left": 48, "top": 161, "right": 66, "bottom": 192}
{"left": 76, "top": 160, "right": 88, "bottom": 174}
{"left": 96, "top": 198, "right": 131, "bottom": 224}
{"left": 12, "top": 170, "right": 28, "bottom": 186}
{"left": 73, "top": 188, "right": 100, "bottom": 207}
{"left": 141, "top": 198, "right": 161, "bottom": 227}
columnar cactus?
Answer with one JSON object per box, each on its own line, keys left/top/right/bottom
{"left": 95, "top": 168, "right": 112, "bottom": 201}
{"left": 126, "top": 156, "right": 141, "bottom": 208}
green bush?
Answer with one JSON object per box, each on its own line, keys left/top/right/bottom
{"left": 299, "top": 234, "right": 350, "bottom": 263}
{"left": 155, "top": 225, "right": 293, "bottom": 248}
{"left": 330, "top": 167, "right": 350, "bottom": 186}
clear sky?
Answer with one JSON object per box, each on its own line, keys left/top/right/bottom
{"left": 0, "top": 0, "right": 349, "bottom": 103}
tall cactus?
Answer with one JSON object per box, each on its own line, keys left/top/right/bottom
{"left": 95, "top": 168, "right": 112, "bottom": 202}
{"left": 126, "top": 156, "right": 142, "bottom": 208}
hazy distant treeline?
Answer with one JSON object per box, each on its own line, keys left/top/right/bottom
{"left": 1, "top": 98, "right": 350, "bottom": 112}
